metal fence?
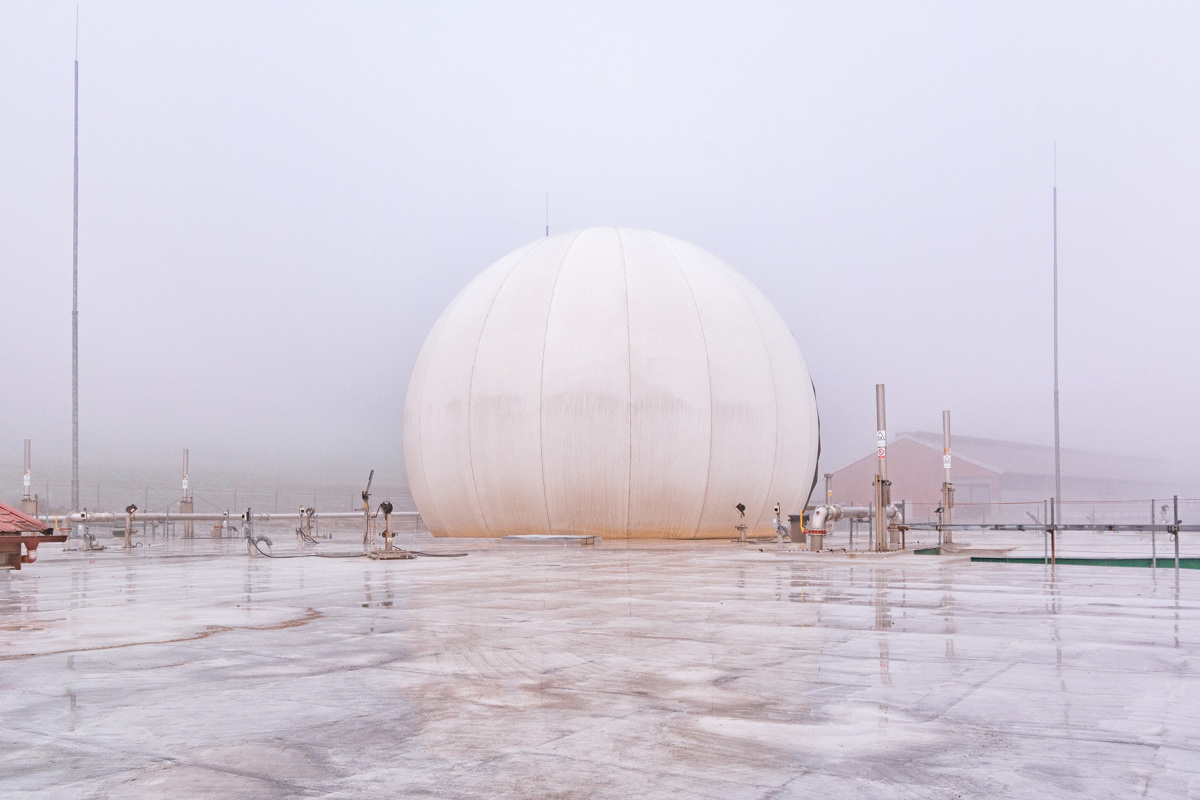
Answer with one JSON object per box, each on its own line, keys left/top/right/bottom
{"left": 900, "top": 497, "right": 1200, "bottom": 527}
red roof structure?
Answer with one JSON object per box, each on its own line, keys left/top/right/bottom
{"left": 0, "top": 502, "right": 52, "bottom": 535}
{"left": 1, "top": 501, "right": 64, "bottom": 570}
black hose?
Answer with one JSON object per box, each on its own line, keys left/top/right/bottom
{"left": 249, "top": 537, "right": 308, "bottom": 558}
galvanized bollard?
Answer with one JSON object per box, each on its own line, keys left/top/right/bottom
{"left": 124, "top": 504, "right": 137, "bottom": 550}
{"left": 380, "top": 501, "right": 394, "bottom": 552}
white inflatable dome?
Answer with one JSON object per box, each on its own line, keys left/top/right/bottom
{"left": 403, "top": 227, "right": 820, "bottom": 538}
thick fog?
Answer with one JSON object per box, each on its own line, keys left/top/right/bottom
{"left": 2, "top": 2, "right": 1198, "bottom": 511}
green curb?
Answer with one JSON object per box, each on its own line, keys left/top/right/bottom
{"left": 969, "top": 556, "right": 1200, "bottom": 569}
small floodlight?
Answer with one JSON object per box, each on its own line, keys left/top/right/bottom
{"left": 735, "top": 503, "right": 746, "bottom": 516}
{"left": 125, "top": 504, "right": 137, "bottom": 515}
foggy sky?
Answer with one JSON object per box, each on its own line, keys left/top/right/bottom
{"left": 3, "top": 1, "right": 1199, "bottom": 505}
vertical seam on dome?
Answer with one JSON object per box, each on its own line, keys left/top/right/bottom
{"left": 648, "top": 231, "right": 713, "bottom": 539}
{"left": 616, "top": 228, "right": 633, "bottom": 537}
{"left": 730, "top": 275, "right": 782, "bottom": 535}
{"left": 537, "top": 230, "right": 585, "bottom": 534}
{"left": 466, "top": 238, "right": 553, "bottom": 538}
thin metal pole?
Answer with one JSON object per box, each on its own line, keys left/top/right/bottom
{"left": 942, "top": 410, "right": 951, "bottom": 488}
{"left": 1050, "top": 497, "right": 1056, "bottom": 567}
{"left": 942, "top": 410, "right": 953, "bottom": 544}
{"left": 1151, "top": 498, "right": 1157, "bottom": 569}
{"left": 22, "top": 439, "right": 32, "bottom": 500}
{"left": 1174, "top": 495, "right": 1180, "bottom": 572}
{"left": 71, "top": 18, "right": 80, "bottom": 515}
{"left": 1052, "top": 148, "right": 1062, "bottom": 508}
{"left": 875, "top": 384, "right": 887, "bottom": 552}
{"left": 180, "top": 448, "right": 193, "bottom": 538}
{"left": 876, "top": 384, "right": 888, "bottom": 484}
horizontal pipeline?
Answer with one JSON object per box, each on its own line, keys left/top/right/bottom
{"left": 44, "top": 510, "right": 421, "bottom": 524}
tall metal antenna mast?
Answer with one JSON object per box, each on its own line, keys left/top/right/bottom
{"left": 1052, "top": 145, "right": 1062, "bottom": 508}
{"left": 71, "top": 6, "right": 80, "bottom": 514}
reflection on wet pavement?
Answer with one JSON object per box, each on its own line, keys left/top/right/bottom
{"left": 1, "top": 539, "right": 1197, "bottom": 798}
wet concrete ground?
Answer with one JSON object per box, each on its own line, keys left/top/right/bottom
{"left": 1, "top": 534, "right": 1197, "bottom": 798}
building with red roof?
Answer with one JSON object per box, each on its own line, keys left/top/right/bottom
{"left": 0, "top": 501, "right": 66, "bottom": 570}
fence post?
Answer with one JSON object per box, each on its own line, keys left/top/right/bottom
{"left": 1151, "top": 499, "right": 1156, "bottom": 569}
{"left": 1174, "top": 495, "right": 1180, "bottom": 572}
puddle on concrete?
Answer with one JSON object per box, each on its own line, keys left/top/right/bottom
{"left": 1, "top": 541, "right": 1197, "bottom": 798}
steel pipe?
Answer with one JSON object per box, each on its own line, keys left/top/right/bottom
{"left": 57, "top": 510, "right": 420, "bottom": 524}
{"left": 808, "top": 503, "right": 903, "bottom": 535}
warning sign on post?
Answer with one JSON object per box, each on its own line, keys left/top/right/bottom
{"left": 943, "top": 454, "right": 952, "bottom": 470}
{"left": 877, "top": 447, "right": 886, "bottom": 460}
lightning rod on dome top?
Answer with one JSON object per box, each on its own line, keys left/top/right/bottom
{"left": 545, "top": 191, "right": 549, "bottom": 237}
